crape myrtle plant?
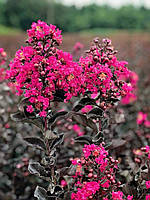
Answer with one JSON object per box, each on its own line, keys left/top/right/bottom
{"left": 6, "top": 20, "right": 149, "bottom": 199}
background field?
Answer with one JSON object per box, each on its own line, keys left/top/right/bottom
{"left": 0, "top": 30, "right": 150, "bottom": 72}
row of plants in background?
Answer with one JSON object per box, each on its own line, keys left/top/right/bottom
{"left": 0, "top": 21, "right": 149, "bottom": 200}
{"left": 1, "top": 1, "right": 150, "bottom": 32}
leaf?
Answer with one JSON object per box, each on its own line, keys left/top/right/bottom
{"left": 78, "top": 97, "right": 96, "bottom": 106}
{"left": 92, "top": 132, "right": 104, "bottom": 144}
{"left": 54, "top": 185, "right": 63, "bottom": 196}
{"left": 72, "top": 112, "right": 97, "bottom": 132}
{"left": 24, "top": 137, "right": 46, "bottom": 151}
{"left": 50, "top": 134, "right": 64, "bottom": 149}
{"left": 74, "top": 135, "right": 92, "bottom": 144}
{"left": 26, "top": 117, "right": 44, "bottom": 130}
{"left": 101, "top": 118, "right": 109, "bottom": 129}
{"left": 57, "top": 167, "right": 69, "bottom": 177}
{"left": 48, "top": 111, "right": 68, "bottom": 126}
{"left": 10, "top": 112, "right": 26, "bottom": 122}
{"left": 72, "top": 104, "right": 84, "bottom": 112}
{"left": 100, "top": 178, "right": 108, "bottom": 184}
{"left": 41, "top": 156, "right": 55, "bottom": 166}
{"left": 53, "top": 89, "right": 66, "bottom": 102}
{"left": 110, "top": 97, "right": 119, "bottom": 103}
{"left": 45, "top": 130, "right": 57, "bottom": 140}
{"left": 34, "top": 186, "right": 48, "bottom": 200}
{"left": 93, "top": 131, "right": 103, "bottom": 141}
{"left": 18, "top": 98, "right": 29, "bottom": 112}
{"left": 122, "top": 184, "right": 136, "bottom": 196}
{"left": 72, "top": 97, "right": 96, "bottom": 112}
{"left": 67, "top": 165, "right": 77, "bottom": 176}
{"left": 87, "top": 118, "right": 98, "bottom": 132}
{"left": 104, "top": 142, "right": 112, "bottom": 149}
{"left": 72, "top": 113, "right": 87, "bottom": 126}
{"left": 18, "top": 98, "right": 36, "bottom": 119}
{"left": 93, "top": 137, "right": 104, "bottom": 145}
{"left": 109, "top": 139, "right": 126, "bottom": 149}
{"left": 47, "top": 182, "right": 55, "bottom": 195}
{"left": 87, "top": 107, "right": 104, "bottom": 119}
{"left": 11, "top": 111, "right": 44, "bottom": 130}
{"left": 28, "top": 161, "right": 48, "bottom": 177}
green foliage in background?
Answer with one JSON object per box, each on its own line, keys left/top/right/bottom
{"left": 0, "top": 0, "right": 150, "bottom": 33}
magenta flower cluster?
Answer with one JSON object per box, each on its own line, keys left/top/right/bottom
{"left": 6, "top": 21, "right": 135, "bottom": 117}
{"left": 6, "top": 21, "right": 83, "bottom": 117}
{"left": 71, "top": 181, "right": 100, "bottom": 200}
{"left": 79, "top": 38, "right": 135, "bottom": 109}
{"left": 71, "top": 143, "right": 121, "bottom": 200}
{"left": 70, "top": 143, "right": 142, "bottom": 200}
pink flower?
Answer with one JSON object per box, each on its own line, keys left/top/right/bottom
{"left": 130, "top": 71, "right": 139, "bottom": 84}
{"left": 71, "top": 181, "right": 100, "bottom": 200}
{"left": 101, "top": 179, "right": 110, "bottom": 188}
{"left": 121, "top": 93, "right": 137, "bottom": 104}
{"left": 39, "top": 111, "right": 47, "bottom": 117}
{"left": 144, "top": 120, "right": 150, "bottom": 128}
{"left": 71, "top": 159, "right": 79, "bottom": 165}
{"left": 146, "top": 180, "right": 150, "bottom": 189}
{"left": 136, "top": 112, "right": 147, "bottom": 125}
{"left": 127, "top": 195, "right": 133, "bottom": 200}
{"left": 5, "top": 123, "right": 10, "bottom": 129}
{"left": 146, "top": 195, "right": 150, "bottom": 200}
{"left": 146, "top": 146, "right": 150, "bottom": 152}
{"left": 26, "top": 105, "right": 34, "bottom": 113}
{"left": 112, "top": 191, "right": 123, "bottom": 200}
{"left": 27, "top": 20, "right": 62, "bottom": 45}
{"left": 73, "top": 42, "right": 84, "bottom": 52}
{"left": 61, "top": 180, "right": 67, "bottom": 187}
{"left": 73, "top": 124, "right": 84, "bottom": 136}
{"left": 133, "top": 149, "right": 142, "bottom": 156}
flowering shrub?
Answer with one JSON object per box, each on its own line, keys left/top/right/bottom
{"left": 6, "top": 21, "right": 136, "bottom": 117}
{"left": 4, "top": 21, "right": 149, "bottom": 200}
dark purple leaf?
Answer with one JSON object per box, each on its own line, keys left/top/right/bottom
{"left": 24, "top": 137, "right": 46, "bottom": 151}
{"left": 34, "top": 186, "right": 48, "bottom": 200}
{"left": 87, "top": 107, "right": 104, "bottom": 118}
{"left": 50, "top": 134, "right": 64, "bottom": 149}
{"left": 74, "top": 135, "right": 92, "bottom": 144}
{"left": 10, "top": 112, "right": 26, "bottom": 122}
{"left": 28, "top": 161, "right": 48, "bottom": 177}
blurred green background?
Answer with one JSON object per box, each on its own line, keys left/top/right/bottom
{"left": 0, "top": 0, "right": 150, "bottom": 34}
